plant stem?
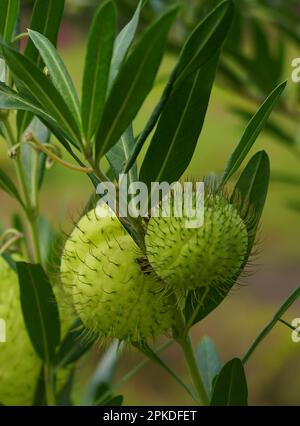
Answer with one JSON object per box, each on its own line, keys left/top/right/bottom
{"left": 44, "top": 363, "right": 56, "bottom": 406}
{"left": 30, "top": 215, "right": 42, "bottom": 264}
{"left": 177, "top": 333, "right": 209, "bottom": 406}
{"left": 3, "top": 118, "right": 42, "bottom": 263}
{"left": 243, "top": 285, "right": 300, "bottom": 364}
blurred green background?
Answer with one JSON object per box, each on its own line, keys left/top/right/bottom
{"left": 1, "top": 0, "right": 300, "bottom": 405}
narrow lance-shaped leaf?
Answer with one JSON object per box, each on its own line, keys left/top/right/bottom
{"left": 24, "top": 0, "right": 65, "bottom": 64}
{"left": 18, "top": 0, "right": 65, "bottom": 134}
{"left": 28, "top": 29, "right": 81, "bottom": 127}
{"left": 0, "top": 0, "right": 20, "bottom": 42}
{"left": 222, "top": 81, "right": 286, "bottom": 185}
{"left": 95, "top": 5, "right": 179, "bottom": 160}
{"left": 82, "top": 0, "right": 116, "bottom": 142}
{"left": 16, "top": 262, "right": 61, "bottom": 362}
{"left": 55, "top": 319, "right": 96, "bottom": 369}
{"left": 210, "top": 358, "right": 248, "bottom": 406}
{"left": 174, "top": 0, "right": 234, "bottom": 84}
{"left": 125, "top": 0, "right": 234, "bottom": 173}
{"left": 108, "top": 0, "right": 142, "bottom": 89}
{"left": 140, "top": 52, "right": 219, "bottom": 186}
{"left": 233, "top": 150, "right": 270, "bottom": 248}
{"left": 1, "top": 43, "right": 82, "bottom": 144}
{"left": 0, "top": 169, "right": 24, "bottom": 207}
{"left": 0, "top": 82, "right": 79, "bottom": 150}
{"left": 83, "top": 341, "right": 121, "bottom": 406}
{"left": 197, "top": 336, "right": 222, "bottom": 397}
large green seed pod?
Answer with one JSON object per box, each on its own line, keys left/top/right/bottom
{"left": 145, "top": 194, "right": 248, "bottom": 293}
{"left": 0, "top": 257, "right": 73, "bottom": 406}
{"left": 0, "top": 257, "right": 41, "bottom": 406}
{"left": 60, "top": 206, "right": 174, "bottom": 342}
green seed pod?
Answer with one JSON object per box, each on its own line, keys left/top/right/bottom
{"left": 0, "top": 257, "right": 73, "bottom": 405}
{"left": 145, "top": 194, "right": 249, "bottom": 293}
{"left": 60, "top": 206, "right": 174, "bottom": 342}
{"left": 0, "top": 257, "right": 41, "bottom": 406}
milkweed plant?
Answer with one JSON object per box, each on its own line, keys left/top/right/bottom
{"left": 0, "top": 0, "right": 299, "bottom": 407}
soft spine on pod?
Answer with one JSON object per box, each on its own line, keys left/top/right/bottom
{"left": 60, "top": 205, "right": 175, "bottom": 343}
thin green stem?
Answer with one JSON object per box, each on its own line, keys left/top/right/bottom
{"left": 2, "top": 118, "right": 42, "bottom": 263}
{"left": 177, "top": 333, "right": 209, "bottom": 406}
{"left": 243, "top": 285, "right": 300, "bottom": 364}
{"left": 31, "top": 149, "right": 40, "bottom": 211}
{"left": 3, "top": 119, "right": 31, "bottom": 208}
{"left": 44, "top": 363, "right": 56, "bottom": 406}
{"left": 30, "top": 216, "right": 42, "bottom": 264}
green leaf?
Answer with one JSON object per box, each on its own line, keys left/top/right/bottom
{"left": 0, "top": 0, "right": 20, "bottom": 42}
{"left": 0, "top": 82, "right": 78, "bottom": 149}
{"left": 222, "top": 81, "right": 286, "bottom": 184}
{"left": 108, "top": 0, "right": 142, "bottom": 89}
{"left": 106, "top": 125, "right": 138, "bottom": 184}
{"left": 24, "top": 0, "right": 65, "bottom": 64}
{"left": 1, "top": 44, "right": 81, "bottom": 143}
{"left": 184, "top": 151, "right": 270, "bottom": 326}
{"left": 95, "top": 5, "right": 178, "bottom": 159}
{"left": 83, "top": 341, "right": 121, "bottom": 406}
{"left": 55, "top": 319, "right": 95, "bottom": 369}
{"left": 18, "top": 0, "right": 65, "bottom": 135}
{"left": 0, "top": 168, "right": 24, "bottom": 207}
{"left": 140, "top": 53, "right": 219, "bottom": 186}
{"left": 233, "top": 150, "right": 270, "bottom": 248}
{"left": 197, "top": 336, "right": 221, "bottom": 396}
{"left": 125, "top": 0, "right": 234, "bottom": 173}
{"left": 28, "top": 29, "right": 81, "bottom": 127}
{"left": 104, "top": 395, "right": 124, "bottom": 406}
{"left": 174, "top": 0, "right": 234, "bottom": 84}
{"left": 231, "top": 107, "right": 296, "bottom": 149}
{"left": 81, "top": 0, "right": 116, "bottom": 141}
{"left": 210, "top": 358, "right": 248, "bottom": 406}
{"left": 16, "top": 262, "right": 61, "bottom": 362}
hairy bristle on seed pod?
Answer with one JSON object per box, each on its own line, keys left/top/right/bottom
{"left": 60, "top": 205, "right": 175, "bottom": 343}
{"left": 145, "top": 192, "right": 249, "bottom": 295}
